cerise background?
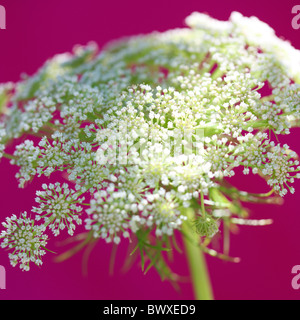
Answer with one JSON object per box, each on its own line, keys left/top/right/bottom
{"left": 0, "top": 0, "right": 300, "bottom": 300}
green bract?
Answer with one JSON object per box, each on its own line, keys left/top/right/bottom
{"left": 0, "top": 12, "right": 300, "bottom": 282}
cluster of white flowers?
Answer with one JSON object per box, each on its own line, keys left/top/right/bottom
{"left": 0, "top": 212, "right": 48, "bottom": 271}
{"left": 85, "top": 189, "right": 131, "bottom": 244}
{"left": 1, "top": 12, "right": 300, "bottom": 271}
{"left": 129, "top": 190, "right": 188, "bottom": 237}
{"left": 32, "top": 183, "right": 84, "bottom": 236}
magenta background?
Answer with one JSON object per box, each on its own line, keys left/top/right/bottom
{"left": 1, "top": 0, "right": 300, "bottom": 300}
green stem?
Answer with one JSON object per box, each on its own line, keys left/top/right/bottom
{"left": 182, "top": 207, "right": 214, "bottom": 300}
{"left": 2, "top": 153, "right": 16, "bottom": 160}
{"left": 200, "top": 191, "right": 206, "bottom": 218}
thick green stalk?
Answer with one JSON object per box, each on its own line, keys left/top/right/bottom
{"left": 182, "top": 207, "right": 214, "bottom": 300}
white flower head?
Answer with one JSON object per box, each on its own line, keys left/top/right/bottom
{"left": 0, "top": 212, "right": 48, "bottom": 271}
{"left": 85, "top": 191, "right": 131, "bottom": 244}
{"left": 32, "top": 183, "right": 84, "bottom": 236}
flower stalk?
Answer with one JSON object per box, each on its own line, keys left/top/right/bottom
{"left": 182, "top": 207, "right": 214, "bottom": 300}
